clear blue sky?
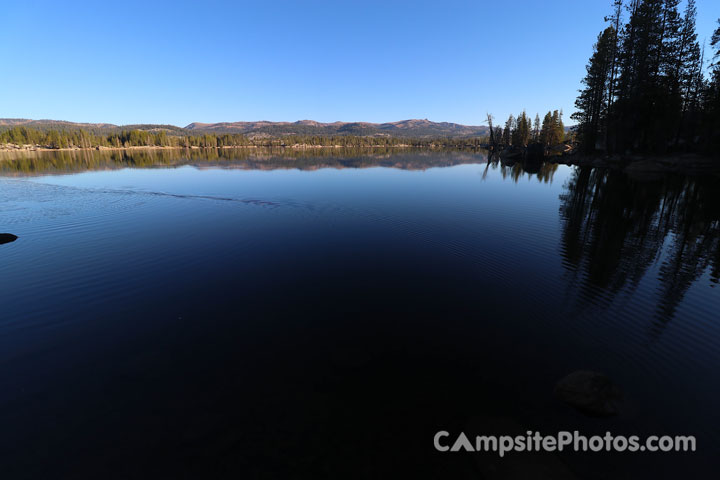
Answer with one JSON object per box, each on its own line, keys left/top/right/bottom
{"left": 2, "top": 0, "right": 718, "bottom": 127}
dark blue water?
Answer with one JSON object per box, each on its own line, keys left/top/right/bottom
{"left": 1, "top": 150, "right": 718, "bottom": 478}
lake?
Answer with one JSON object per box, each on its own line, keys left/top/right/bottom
{"left": 1, "top": 149, "right": 718, "bottom": 478}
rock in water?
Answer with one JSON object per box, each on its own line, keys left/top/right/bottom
{"left": 0, "top": 233, "right": 18, "bottom": 245}
{"left": 555, "top": 370, "right": 622, "bottom": 416}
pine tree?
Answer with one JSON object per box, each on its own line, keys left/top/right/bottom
{"left": 710, "top": 20, "right": 720, "bottom": 90}
{"left": 575, "top": 1, "right": 720, "bottom": 154}
{"left": 511, "top": 111, "right": 531, "bottom": 147}
{"left": 670, "top": 0, "right": 702, "bottom": 146}
{"left": 609, "top": 0, "right": 685, "bottom": 151}
{"left": 605, "top": 0, "right": 623, "bottom": 149}
{"left": 494, "top": 126, "right": 503, "bottom": 146}
{"left": 704, "top": 20, "right": 720, "bottom": 150}
{"left": 572, "top": 26, "right": 616, "bottom": 152}
{"left": 540, "top": 112, "right": 553, "bottom": 146}
{"left": 503, "top": 115, "right": 514, "bottom": 145}
{"left": 550, "top": 110, "right": 564, "bottom": 145}
{"left": 521, "top": 112, "right": 532, "bottom": 146}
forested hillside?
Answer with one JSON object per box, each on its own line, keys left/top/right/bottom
{"left": 0, "top": 118, "right": 490, "bottom": 140}
{"left": 0, "top": 126, "right": 488, "bottom": 150}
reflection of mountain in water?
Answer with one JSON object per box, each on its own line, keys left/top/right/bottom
{"left": 559, "top": 167, "right": 720, "bottom": 327}
{"left": 0, "top": 148, "right": 489, "bottom": 176}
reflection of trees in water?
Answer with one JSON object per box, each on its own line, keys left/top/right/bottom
{"left": 559, "top": 166, "right": 720, "bottom": 328}
{"left": 0, "top": 148, "right": 489, "bottom": 176}
{"left": 483, "top": 152, "right": 559, "bottom": 184}
{"left": 653, "top": 179, "right": 720, "bottom": 324}
{"left": 5, "top": 148, "right": 565, "bottom": 183}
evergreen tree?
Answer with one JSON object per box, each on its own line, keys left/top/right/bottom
{"left": 671, "top": 0, "right": 702, "bottom": 146}
{"left": 614, "top": 0, "right": 668, "bottom": 151}
{"left": 703, "top": 20, "right": 720, "bottom": 150}
{"left": 578, "top": 0, "right": 716, "bottom": 153}
{"left": 605, "top": 0, "right": 623, "bottom": 145}
{"left": 540, "top": 112, "right": 554, "bottom": 146}
{"left": 572, "top": 26, "right": 616, "bottom": 152}
{"left": 709, "top": 20, "right": 720, "bottom": 92}
{"left": 511, "top": 111, "right": 531, "bottom": 147}
{"left": 551, "top": 110, "right": 565, "bottom": 145}
{"left": 503, "top": 115, "right": 514, "bottom": 145}
{"left": 494, "top": 126, "right": 503, "bottom": 146}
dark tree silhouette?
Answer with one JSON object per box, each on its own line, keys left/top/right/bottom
{"left": 575, "top": 0, "right": 715, "bottom": 155}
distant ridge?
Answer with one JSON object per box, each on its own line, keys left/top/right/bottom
{"left": 184, "top": 119, "right": 489, "bottom": 137}
{"left": 0, "top": 118, "right": 119, "bottom": 130}
{"left": 0, "top": 119, "right": 186, "bottom": 134}
{"left": 0, "top": 118, "right": 489, "bottom": 138}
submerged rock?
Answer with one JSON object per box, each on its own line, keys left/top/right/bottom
{"left": 554, "top": 370, "right": 622, "bottom": 416}
{"left": 0, "top": 233, "right": 18, "bottom": 245}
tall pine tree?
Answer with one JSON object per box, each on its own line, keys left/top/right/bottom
{"left": 572, "top": 26, "right": 616, "bottom": 152}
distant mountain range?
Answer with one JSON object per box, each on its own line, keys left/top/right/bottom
{"left": 0, "top": 119, "right": 187, "bottom": 135}
{"left": 0, "top": 118, "right": 490, "bottom": 138}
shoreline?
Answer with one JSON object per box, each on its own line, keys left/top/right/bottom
{"left": 0, "top": 144, "right": 454, "bottom": 153}
{"left": 549, "top": 152, "right": 720, "bottom": 176}
{"left": 2, "top": 144, "right": 717, "bottom": 177}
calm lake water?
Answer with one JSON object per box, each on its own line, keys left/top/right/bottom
{"left": 1, "top": 149, "right": 718, "bottom": 479}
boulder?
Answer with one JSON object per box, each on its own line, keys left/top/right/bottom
{"left": 0, "top": 233, "right": 18, "bottom": 245}
{"left": 554, "top": 370, "right": 622, "bottom": 416}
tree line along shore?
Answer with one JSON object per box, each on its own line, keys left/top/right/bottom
{"left": 0, "top": 127, "right": 497, "bottom": 152}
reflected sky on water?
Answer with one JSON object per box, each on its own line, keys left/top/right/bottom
{"left": 1, "top": 149, "right": 718, "bottom": 478}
